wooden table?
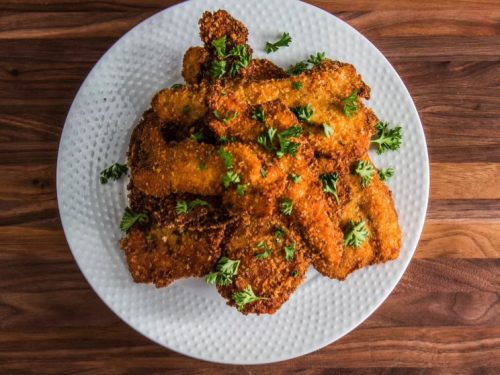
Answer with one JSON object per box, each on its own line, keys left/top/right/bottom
{"left": 1, "top": 1, "right": 499, "bottom": 373}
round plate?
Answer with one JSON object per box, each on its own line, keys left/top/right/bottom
{"left": 57, "top": 0, "right": 429, "bottom": 365}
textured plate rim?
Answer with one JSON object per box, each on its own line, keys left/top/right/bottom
{"left": 56, "top": 0, "right": 430, "bottom": 365}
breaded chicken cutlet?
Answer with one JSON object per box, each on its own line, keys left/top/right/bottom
{"left": 117, "top": 9, "right": 403, "bottom": 314}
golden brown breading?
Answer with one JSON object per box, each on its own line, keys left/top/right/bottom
{"left": 199, "top": 10, "right": 248, "bottom": 46}
{"left": 241, "top": 59, "right": 288, "bottom": 80}
{"left": 217, "top": 216, "right": 309, "bottom": 314}
{"left": 313, "top": 156, "right": 402, "bottom": 279}
{"left": 121, "top": 225, "right": 224, "bottom": 288}
{"left": 182, "top": 46, "right": 209, "bottom": 84}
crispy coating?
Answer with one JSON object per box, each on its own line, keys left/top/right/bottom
{"left": 153, "top": 60, "right": 372, "bottom": 161}
{"left": 218, "top": 216, "right": 309, "bottom": 314}
{"left": 199, "top": 10, "right": 248, "bottom": 46}
{"left": 121, "top": 225, "right": 224, "bottom": 288}
{"left": 313, "top": 156, "right": 402, "bottom": 279}
{"left": 130, "top": 116, "right": 281, "bottom": 198}
{"left": 241, "top": 59, "right": 288, "bottom": 80}
{"left": 182, "top": 46, "right": 209, "bottom": 84}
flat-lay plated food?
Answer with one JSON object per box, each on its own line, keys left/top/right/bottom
{"left": 101, "top": 10, "right": 404, "bottom": 315}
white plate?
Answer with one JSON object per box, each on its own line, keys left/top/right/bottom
{"left": 57, "top": 0, "right": 429, "bottom": 364}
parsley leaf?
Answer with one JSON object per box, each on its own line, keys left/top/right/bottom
{"left": 252, "top": 107, "right": 265, "bottom": 123}
{"left": 290, "top": 270, "right": 298, "bottom": 277}
{"left": 236, "top": 183, "right": 248, "bottom": 196}
{"left": 264, "top": 32, "right": 292, "bottom": 53}
{"left": 354, "top": 160, "right": 375, "bottom": 187}
{"left": 280, "top": 198, "right": 293, "bottom": 216}
{"left": 257, "top": 126, "right": 302, "bottom": 158}
{"left": 292, "top": 81, "right": 303, "bottom": 90}
{"left": 213, "top": 110, "right": 238, "bottom": 125}
{"left": 378, "top": 167, "right": 395, "bottom": 182}
{"left": 171, "top": 83, "right": 184, "bottom": 90}
{"left": 100, "top": 163, "right": 128, "bottom": 184}
{"left": 218, "top": 147, "right": 233, "bottom": 169}
{"left": 286, "top": 61, "right": 309, "bottom": 76}
{"left": 344, "top": 220, "right": 369, "bottom": 248}
{"left": 232, "top": 285, "right": 268, "bottom": 311}
{"left": 176, "top": 199, "right": 209, "bottom": 215}
{"left": 289, "top": 173, "right": 302, "bottom": 184}
{"left": 291, "top": 104, "right": 314, "bottom": 123}
{"left": 284, "top": 242, "right": 295, "bottom": 261}
{"left": 205, "top": 257, "right": 240, "bottom": 286}
{"left": 323, "top": 123, "right": 333, "bottom": 138}
{"left": 371, "top": 121, "right": 402, "bottom": 154}
{"left": 342, "top": 90, "right": 358, "bottom": 118}
{"left": 210, "top": 60, "right": 226, "bottom": 79}
{"left": 307, "top": 52, "right": 326, "bottom": 65}
{"left": 190, "top": 133, "right": 204, "bottom": 142}
{"left": 212, "top": 35, "right": 227, "bottom": 58}
{"left": 219, "top": 135, "right": 237, "bottom": 144}
{"left": 320, "top": 172, "right": 340, "bottom": 203}
{"left": 228, "top": 44, "right": 250, "bottom": 76}
{"left": 260, "top": 167, "right": 267, "bottom": 177}
{"left": 120, "top": 207, "right": 147, "bottom": 232}
{"left": 255, "top": 241, "right": 272, "bottom": 259}
{"left": 223, "top": 171, "right": 241, "bottom": 188}
{"left": 274, "top": 228, "right": 284, "bottom": 239}
{"left": 182, "top": 105, "right": 190, "bottom": 114}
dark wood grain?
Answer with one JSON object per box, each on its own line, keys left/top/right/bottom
{"left": 0, "top": 0, "right": 499, "bottom": 373}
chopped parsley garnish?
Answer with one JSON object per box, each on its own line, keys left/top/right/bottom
{"left": 228, "top": 44, "right": 250, "bottom": 76}
{"left": 260, "top": 167, "right": 267, "bottom": 177}
{"left": 232, "top": 285, "right": 268, "bottom": 311}
{"left": 342, "top": 90, "right": 358, "bottom": 118}
{"left": 320, "top": 172, "right": 340, "bottom": 203}
{"left": 176, "top": 199, "right": 209, "bottom": 215}
{"left": 354, "top": 160, "right": 375, "bottom": 187}
{"left": 252, "top": 107, "right": 265, "bottom": 123}
{"left": 100, "top": 163, "right": 128, "bottom": 184}
{"left": 182, "top": 105, "right": 190, "bottom": 114}
{"left": 284, "top": 242, "right": 295, "bottom": 261}
{"left": 289, "top": 173, "right": 302, "bottom": 184}
{"left": 212, "top": 35, "right": 227, "bottom": 58}
{"left": 292, "top": 81, "right": 303, "bottom": 90}
{"left": 198, "top": 159, "right": 206, "bottom": 171}
{"left": 307, "top": 52, "right": 326, "bottom": 65}
{"left": 205, "top": 257, "right": 240, "bottom": 286}
{"left": 171, "top": 83, "right": 184, "bottom": 90}
{"left": 291, "top": 104, "right": 314, "bottom": 123}
{"left": 236, "top": 183, "right": 248, "bottom": 196}
{"left": 290, "top": 270, "right": 298, "bottom": 277}
{"left": 257, "top": 126, "right": 303, "bottom": 158}
{"left": 264, "top": 32, "right": 292, "bottom": 53}
{"left": 213, "top": 110, "right": 238, "bottom": 125}
{"left": 323, "top": 123, "right": 333, "bottom": 138}
{"left": 219, "top": 135, "right": 237, "bottom": 144}
{"left": 372, "top": 121, "right": 402, "bottom": 154}
{"left": 218, "top": 147, "right": 233, "bottom": 169}
{"left": 286, "top": 61, "right": 309, "bottom": 76}
{"left": 274, "top": 228, "right": 284, "bottom": 239}
{"left": 120, "top": 207, "right": 147, "bottom": 232}
{"left": 280, "top": 198, "right": 293, "bottom": 216}
{"left": 210, "top": 60, "right": 226, "bottom": 79}
{"left": 190, "top": 132, "right": 204, "bottom": 142}
{"left": 223, "top": 171, "right": 241, "bottom": 188}
{"left": 378, "top": 167, "right": 395, "bottom": 182}
{"left": 255, "top": 241, "right": 272, "bottom": 259}
{"left": 344, "top": 220, "right": 369, "bottom": 248}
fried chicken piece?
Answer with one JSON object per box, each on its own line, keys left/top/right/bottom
{"left": 313, "top": 156, "right": 402, "bottom": 279}
{"left": 199, "top": 10, "right": 248, "bottom": 46}
{"left": 153, "top": 60, "right": 372, "bottom": 160}
{"left": 241, "top": 59, "right": 288, "bottom": 80}
{"left": 121, "top": 224, "right": 224, "bottom": 288}
{"left": 182, "top": 46, "right": 209, "bottom": 84}
{"left": 217, "top": 216, "right": 309, "bottom": 314}
{"left": 129, "top": 112, "right": 283, "bottom": 198}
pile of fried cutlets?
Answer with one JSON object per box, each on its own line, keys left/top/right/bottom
{"left": 119, "top": 10, "right": 402, "bottom": 314}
